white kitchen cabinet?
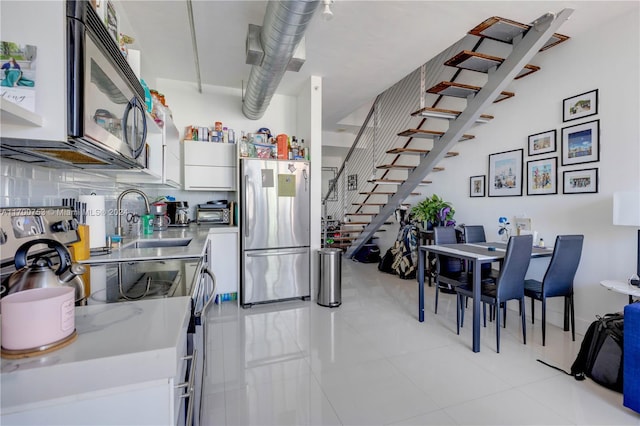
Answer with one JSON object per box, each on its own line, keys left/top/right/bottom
{"left": 208, "top": 227, "right": 239, "bottom": 298}
{"left": 183, "top": 142, "right": 237, "bottom": 191}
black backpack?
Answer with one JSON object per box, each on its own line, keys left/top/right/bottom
{"left": 570, "top": 313, "right": 624, "bottom": 392}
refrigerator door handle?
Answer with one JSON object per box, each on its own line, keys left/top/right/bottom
{"left": 247, "top": 249, "right": 307, "bottom": 257}
{"left": 244, "top": 174, "right": 249, "bottom": 238}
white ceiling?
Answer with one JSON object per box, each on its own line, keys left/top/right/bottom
{"left": 117, "top": 1, "right": 636, "bottom": 133}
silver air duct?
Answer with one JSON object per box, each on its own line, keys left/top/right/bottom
{"left": 243, "top": 0, "right": 320, "bottom": 120}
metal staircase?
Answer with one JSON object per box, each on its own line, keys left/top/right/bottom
{"left": 322, "top": 10, "right": 573, "bottom": 258}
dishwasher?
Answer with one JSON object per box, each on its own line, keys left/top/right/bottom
{"left": 85, "top": 243, "right": 214, "bottom": 425}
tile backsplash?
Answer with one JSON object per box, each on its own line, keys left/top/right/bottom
{"left": 1, "top": 158, "right": 235, "bottom": 240}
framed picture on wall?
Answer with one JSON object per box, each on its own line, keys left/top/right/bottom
{"left": 528, "top": 129, "right": 556, "bottom": 156}
{"left": 526, "top": 157, "right": 557, "bottom": 195}
{"left": 561, "top": 120, "right": 600, "bottom": 166}
{"left": 469, "top": 175, "right": 485, "bottom": 197}
{"left": 488, "top": 149, "right": 523, "bottom": 197}
{"left": 563, "top": 168, "right": 598, "bottom": 194}
{"left": 563, "top": 89, "right": 598, "bottom": 122}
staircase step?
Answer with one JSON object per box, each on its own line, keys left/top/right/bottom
{"left": 343, "top": 221, "right": 392, "bottom": 225}
{"left": 368, "top": 178, "right": 431, "bottom": 185}
{"left": 352, "top": 203, "right": 411, "bottom": 207}
{"left": 396, "top": 129, "right": 474, "bottom": 141}
{"left": 345, "top": 212, "right": 377, "bottom": 216}
{"left": 468, "top": 16, "right": 569, "bottom": 52}
{"left": 377, "top": 164, "right": 445, "bottom": 172}
{"left": 386, "top": 147, "right": 460, "bottom": 157}
{"left": 359, "top": 191, "right": 421, "bottom": 196}
{"left": 410, "top": 106, "right": 493, "bottom": 123}
{"left": 427, "top": 81, "right": 514, "bottom": 103}
{"left": 444, "top": 50, "right": 540, "bottom": 79}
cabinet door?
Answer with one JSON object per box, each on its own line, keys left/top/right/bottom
{"left": 184, "top": 165, "right": 236, "bottom": 191}
{"left": 208, "top": 231, "right": 238, "bottom": 295}
{"left": 184, "top": 142, "right": 236, "bottom": 167}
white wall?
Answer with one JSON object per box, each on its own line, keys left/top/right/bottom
{"left": 416, "top": 9, "right": 639, "bottom": 332}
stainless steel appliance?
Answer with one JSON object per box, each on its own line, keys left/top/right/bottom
{"left": 1, "top": 1, "right": 148, "bottom": 169}
{"left": 240, "top": 159, "right": 310, "bottom": 307}
{"left": 167, "top": 201, "right": 190, "bottom": 227}
{"left": 87, "top": 248, "right": 214, "bottom": 426}
{"left": 196, "top": 204, "right": 230, "bottom": 225}
{"left": 0, "top": 207, "right": 88, "bottom": 307}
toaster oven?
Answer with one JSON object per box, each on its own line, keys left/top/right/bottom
{"left": 196, "top": 206, "right": 230, "bottom": 225}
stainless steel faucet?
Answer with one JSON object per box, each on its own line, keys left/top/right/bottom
{"left": 115, "top": 189, "right": 150, "bottom": 237}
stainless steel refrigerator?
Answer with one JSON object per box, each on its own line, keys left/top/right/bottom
{"left": 240, "top": 159, "right": 311, "bottom": 307}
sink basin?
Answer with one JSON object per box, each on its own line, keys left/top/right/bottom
{"left": 121, "top": 238, "right": 192, "bottom": 249}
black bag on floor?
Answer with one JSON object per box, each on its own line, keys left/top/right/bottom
{"left": 570, "top": 312, "right": 624, "bottom": 392}
{"left": 353, "top": 243, "right": 381, "bottom": 263}
{"left": 378, "top": 247, "right": 396, "bottom": 274}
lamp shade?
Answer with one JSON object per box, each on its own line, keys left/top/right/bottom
{"left": 613, "top": 191, "right": 640, "bottom": 226}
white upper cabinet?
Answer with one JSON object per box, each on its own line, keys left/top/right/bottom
{"left": 183, "top": 142, "right": 237, "bottom": 191}
{"left": 0, "top": 1, "right": 66, "bottom": 141}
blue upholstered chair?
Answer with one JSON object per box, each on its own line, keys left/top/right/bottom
{"left": 524, "top": 235, "right": 584, "bottom": 346}
{"left": 624, "top": 302, "right": 640, "bottom": 413}
{"left": 456, "top": 235, "right": 533, "bottom": 353}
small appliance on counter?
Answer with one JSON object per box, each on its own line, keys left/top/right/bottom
{"left": 151, "top": 202, "right": 169, "bottom": 231}
{"left": 196, "top": 200, "right": 231, "bottom": 225}
{"left": 167, "top": 201, "right": 189, "bottom": 227}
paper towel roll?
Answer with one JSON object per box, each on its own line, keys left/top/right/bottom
{"left": 79, "top": 195, "right": 106, "bottom": 249}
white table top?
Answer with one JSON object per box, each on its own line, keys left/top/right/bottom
{"left": 600, "top": 280, "right": 640, "bottom": 297}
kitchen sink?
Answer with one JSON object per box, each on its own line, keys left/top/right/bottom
{"left": 121, "top": 238, "right": 192, "bottom": 249}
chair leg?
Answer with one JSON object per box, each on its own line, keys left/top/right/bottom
{"left": 495, "top": 303, "right": 501, "bottom": 353}
{"left": 434, "top": 284, "right": 439, "bottom": 314}
{"left": 482, "top": 303, "right": 486, "bottom": 327}
{"left": 521, "top": 297, "right": 527, "bottom": 345}
{"left": 531, "top": 297, "right": 535, "bottom": 324}
{"left": 570, "top": 294, "right": 576, "bottom": 342}
{"left": 460, "top": 295, "right": 465, "bottom": 328}
{"left": 503, "top": 302, "right": 507, "bottom": 328}
{"left": 542, "top": 298, "right": 547, "bottom": 346}
{"left": 456, "top": 294, "right": 461, "bottom": 335}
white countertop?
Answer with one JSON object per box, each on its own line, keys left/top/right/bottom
{"left": 80, "top": 224, "right": 237, "bottom": 264}
{"left": 1, "top": 224, "right": 238, "bottom": 413}
{"left": 1, "top": 296, "right": 191, "bottom": 413}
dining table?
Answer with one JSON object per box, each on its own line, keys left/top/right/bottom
{"left": 418, "top": 241, "right": 553, "bottom": 352}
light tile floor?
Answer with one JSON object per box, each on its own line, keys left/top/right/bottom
{"left": 201, "top": 260, "right": 639, "bottom": 425}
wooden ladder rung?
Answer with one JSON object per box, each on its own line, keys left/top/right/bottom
{"left": 444, "top": 50, "right": 540, "bottom": 79}
{"left": 427, "top": 81, "right": 514, "bottom": 103}
{"left": 410, "top": 106, "right": 494, "bottom": 122}
{"left": 352, "top": 203, "right": 411, "bottom": 207}
{"left": 397, "top": 129, "right": 474, "bottom": 141}
{"left": 386, "top": 147, "right": 459, "bottom": 157}
{"left": 468, "top": 16, "right": 569, "bottom": 52}
{"left": 359, "top": 191, "right": 421, "bottom": 195}
{"left": 377, "top": 164, "right": 444, "bottom": 172}
{"left": 368, "top": 179, "right": 432, "bottom": 185}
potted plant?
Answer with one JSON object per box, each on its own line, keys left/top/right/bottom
{"left": 411, "top": 194, "right": 456, "bottom": 229}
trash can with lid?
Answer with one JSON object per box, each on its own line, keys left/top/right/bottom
{"left": 317, "top": 248, "right": 342, "bottom": 307}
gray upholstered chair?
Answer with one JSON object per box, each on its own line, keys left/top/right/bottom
{"left": 524, "top": 235, "right": 584, "bottom": 346}
{"left": 433, "top": 226, "right": 467, "bottom": 314}
{"left": 456, "top": 234, "right": 533, "bottom": 352}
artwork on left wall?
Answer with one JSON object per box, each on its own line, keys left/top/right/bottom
{"left": 0, "top": 40, "right": 37, "bottom": 112}
{"left": 469, "top": 175, "right": 485, "bottom": 197}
